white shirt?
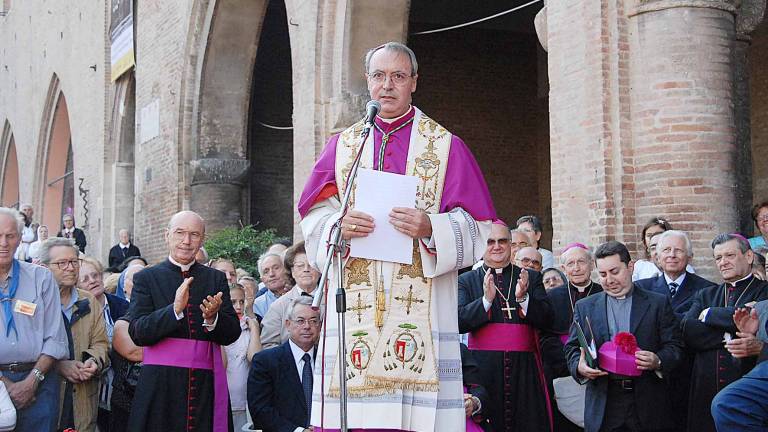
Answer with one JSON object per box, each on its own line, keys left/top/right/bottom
{"left": 289, "top": 339, "right": 315, "bottom": 382}
{"left": 0, "top": 381, "right": 15, "bottom": 432}
{"left": 663, "top": 273, "right": 686, "bottom": 288}
{"left": 289, "top": 340, "right": 314, "bottom": 432}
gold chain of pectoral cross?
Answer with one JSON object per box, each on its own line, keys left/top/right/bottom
{"left": 373, "top": 118, "right": 414, "bottom": 170}
{"left": 490, "top": 268, "right": 516, "bottom": 320}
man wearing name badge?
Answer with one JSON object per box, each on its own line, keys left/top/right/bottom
{"left": 565, "top": 241, "right": 683, "bottom": 432}
{"left": 681, "top": 233, "right": 768, "bottom": 432}
{"left": 298, "top": 41, "right": 495, "bottom": 431}
{"left": 459, "top": 221, "right": 554, "bottom": 432}
{"left": 125, "top": 211, "right": 240, "bottom": 431}
{"left": 0, "top": 207, "right": 68, "bottom": 431}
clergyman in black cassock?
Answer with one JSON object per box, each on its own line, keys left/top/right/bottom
{"left": 682, "top": 235, "right": 768, "bottom": 432}
{"left": 125, "top": 211, "right": 240, "bottom": 432}
{"left": 459, "top": 262, "right": 554, "bottom": 432}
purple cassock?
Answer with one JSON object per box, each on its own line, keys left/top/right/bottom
{"left": 298, "top": 107, "right": 496, "bottom": 221}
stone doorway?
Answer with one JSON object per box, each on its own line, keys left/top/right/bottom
{"left": 407, "top": 0, "right": 552, "bottom": 244}
{"left": 42, "top": 92, "right": 75, "bottom": 233}
{"left": 0, "top": 127, "right": 18, "bottom": 208}
{"left": 247, "top": 0, "right": 293, "bottom": 238}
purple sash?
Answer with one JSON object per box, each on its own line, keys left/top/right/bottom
{"left": 143, "top": 337, "right": 228, "bottom": 432}
{"left": 467, "top": 323, "right": 536, "bottom": 352}
{"left": 560, "top": 334, "right": 569, "bottom": 345}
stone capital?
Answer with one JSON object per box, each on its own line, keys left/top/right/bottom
{"left": 189, "top": 158, "right": 250, "bottom": 186}
{"left": 736, "top": 0, "right": 767, "bottom": 36}
{"left": 629, "top": 0, "right": 738, "bottom": 17}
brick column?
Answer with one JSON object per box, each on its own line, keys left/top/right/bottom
{"left": 629, "top": 0, "right": 738, "bottom": 278}
{"left": 189, "top": 158, "right": 250, "bottom": 232}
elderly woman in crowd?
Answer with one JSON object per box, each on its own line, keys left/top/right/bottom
{"left": 78, "top": 256, "right": 130, "bottom": 432}
{"left": 542, "top": 267, "right": 567, "bottom": 291}
{"left": 115, "top": 260, "right": 146, "bottom": 301}
{"left": 27, "top": 224, "right": 49, "bottom": 263}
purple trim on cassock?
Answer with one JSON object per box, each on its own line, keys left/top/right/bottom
{"left": 143, "top": 337, "right": 229, "bottom": 432}
{"left": 297, "top": 108, "right": 496, "bottom": 221}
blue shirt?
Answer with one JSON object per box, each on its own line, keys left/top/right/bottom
{"left": 749, "top": 235, "right": 766, "bottom": 250}
{"left": 253, "top": 289, "right": 278, "bottom": 319}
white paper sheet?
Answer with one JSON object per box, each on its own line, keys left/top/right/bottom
{"left": 350, "top": 169, "right": 418, "bottom": 264}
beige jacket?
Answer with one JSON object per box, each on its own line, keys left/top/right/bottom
{"left": 260, "top": 286, "right": 324, "bottom": 349}
{"left": 58, "top": 288, "right": 110, "bottom": 432}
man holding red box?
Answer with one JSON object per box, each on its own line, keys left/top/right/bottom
{"left": 565, "top": 240, "right": 683, "bottom": 432}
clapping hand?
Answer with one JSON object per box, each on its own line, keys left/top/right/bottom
{"left": 733, "top": 307, "right": 759, "bottom": 335}
{"left": 200, "top": 292, "right": 224, "bottom": 323}
{"left": 515, "top": 268, "right": 529, "bottom": 300}
{"left": 483, "top": 268, "right": 497, "bottom": 303}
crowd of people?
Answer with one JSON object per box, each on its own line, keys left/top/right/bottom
{"left": 3, "top": 40, "right": 768, "bottom": 432}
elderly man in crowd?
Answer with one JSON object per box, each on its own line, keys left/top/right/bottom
{"left": 459, "top": 222, "right": 553, "bottom": 431}
{"left": 541, "top": 243, "right": 603, "bottom": 431}
{"left": 108, "top": 229, "right": 141, "bottom": 268}
{"left": 248, "top": 296, "right": 320, "bottom": 432}
{"left": 682, "top": 233, "right": 768, "bottom": 432}
{"left": 125, "top": 210, "right": 240, "bottom": 431}
{"left": 0, "top": 208, "right": 68, "bottom": 431}
{"left": 565, "top": 241, "right": 683, "bottom": 432}
{"left": 514, "top": 246, "right": 543, "bottom": 272}
{"left": 516, "top": 215, "right": 554, "bottom": 269}
{"left": 253, "top": 252, "right": 289, "bottom": 319}
{"left": 41, "top": 238, "right": 109, "bottom": 432}
{"left": 634, "top": 230, "right": 716, "bottom": 430}
{"left": 260, "top": 242, "right": 321, "bottom": 349}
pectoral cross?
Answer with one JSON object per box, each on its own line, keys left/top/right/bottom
{"left": 395, "top": 285, "right": 425, "bottom": 314}
{"left": 501, "top": 300, "right": 516, "bottom": 320}
{"left": 347, "top": 293, "right": 372, "bottom": 323}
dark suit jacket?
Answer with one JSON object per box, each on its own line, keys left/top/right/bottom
{"left": 248, "top": 342, "right": 311, "bottom": 432}
{"left": 635, "top": 271, "right": 716, "bottom": 318}
{"left": 105, "top": 293, "right": 130, "bottom": 322}
{"left": 108, "top": 243, "right": 142, "bottom": 268}
{"left": 57, "top": 227, "right": 87, "bottom": 253}
{"left": 565, "top": 287, "right": 683, "bottom": 432}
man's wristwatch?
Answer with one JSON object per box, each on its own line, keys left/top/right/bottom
{"left": 31, "top": 368, "right": 45, "bottom": 382}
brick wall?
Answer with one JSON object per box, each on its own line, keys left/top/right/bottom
{"left": 408, "top": 29, "right": 551, "bottom": 246}
{"left": 751, "top": 22, "right": 768, "bottom": 219}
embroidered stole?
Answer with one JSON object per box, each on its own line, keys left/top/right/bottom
{"left": 331, "top": 108, "right": 451, "bottom": 395}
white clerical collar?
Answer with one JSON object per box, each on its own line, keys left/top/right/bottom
{"left": 377, "top": 105, "right": 413, "bottom": 124}
{"left": 120, "top": 242, "right": 130, "bottom": 248}
{"left": 63, "top": 228, "right": 74, "bottom": 234}
{"left": 728, "top": 273, "right": 753, "bottom": 288}
{"left": 664, "top": 272, "right": 686, "bottom": 286}
{"left": 570, "top": 281, "right": 592, "bottom": 293}
{"left": 168, "top": 256, "right": 194, "bottom": 272}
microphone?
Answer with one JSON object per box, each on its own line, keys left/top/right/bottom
{"left": 363, "top": 100, "right": 381, "bottom": 127}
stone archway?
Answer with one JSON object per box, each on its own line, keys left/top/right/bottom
{"left": 183, "top": 0, "right": 270, "bottom": 233}
{"left": 106, "top": 72, "right": 137, "bottom": 246}
{"left": 37, "top": 77, "right": 74, "bottom": 233}
{"left": 0, "top": 123, "right": 19, "bottom": 208}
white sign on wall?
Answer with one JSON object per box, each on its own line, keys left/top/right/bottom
{"left": 139, "top": 99, "right": 160, "bottom": 144}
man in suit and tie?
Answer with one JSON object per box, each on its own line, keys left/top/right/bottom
{"left": 635, "top": 230, "right": 716, "bottom": 430}
{"left": 636, "top": 230, "right": 715, "bottom": 319}
{"left": 248, "top": 295, "right": 319, "bottom": 432}
{"left": 565, "top": 240, "right": 683, "bottom": 432}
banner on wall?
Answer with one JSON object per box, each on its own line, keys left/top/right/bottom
{"left": 110, "top": 0, "right": 134, "bottom": 81}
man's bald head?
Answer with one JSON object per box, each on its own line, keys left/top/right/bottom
{"left": 515, "top": 247, "right": 543, "bottom": 272}
{"left": 508, "top": 230, "right": 532, "bottom": 258}
{"left": 166, "top": 211, "right": 206, "bottom": 265}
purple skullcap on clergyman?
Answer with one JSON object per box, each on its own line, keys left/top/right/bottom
{"left": 563, "top": 242, "right": 589, "bottom": 253}
{"left": 731, "top": 233, "right": 751, "bottom": 245}
{"left": 493, "top": 218, "right": 507, "bottom": 226}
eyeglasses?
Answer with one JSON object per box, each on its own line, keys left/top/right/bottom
{"left": 170, "top": 230, "right": 203, "bottom": 242}
{"left": 51, "top": 259, "right": 81, "bottom": 270}
{"left": 367, "top": 71, "right": 412, "bottom": 86}
{"left": 487, "top": 238, "right": 510, "bottom": 247}
{"left": 291, "top": 318, "right": 320, "bottom": 327}
{"left": 516, "top": 257, "right": 542, "bottom": 267}
{"left": 757, "top": 215, "right": 768, "bottom": 223}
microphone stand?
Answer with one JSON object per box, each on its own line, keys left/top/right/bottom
{"left": 312, "top": 118, "right": 375, "bottom": 432}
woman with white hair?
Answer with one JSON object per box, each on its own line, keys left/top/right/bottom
{"left": 27, "top": 224, "right": 49, "bottom": 263}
